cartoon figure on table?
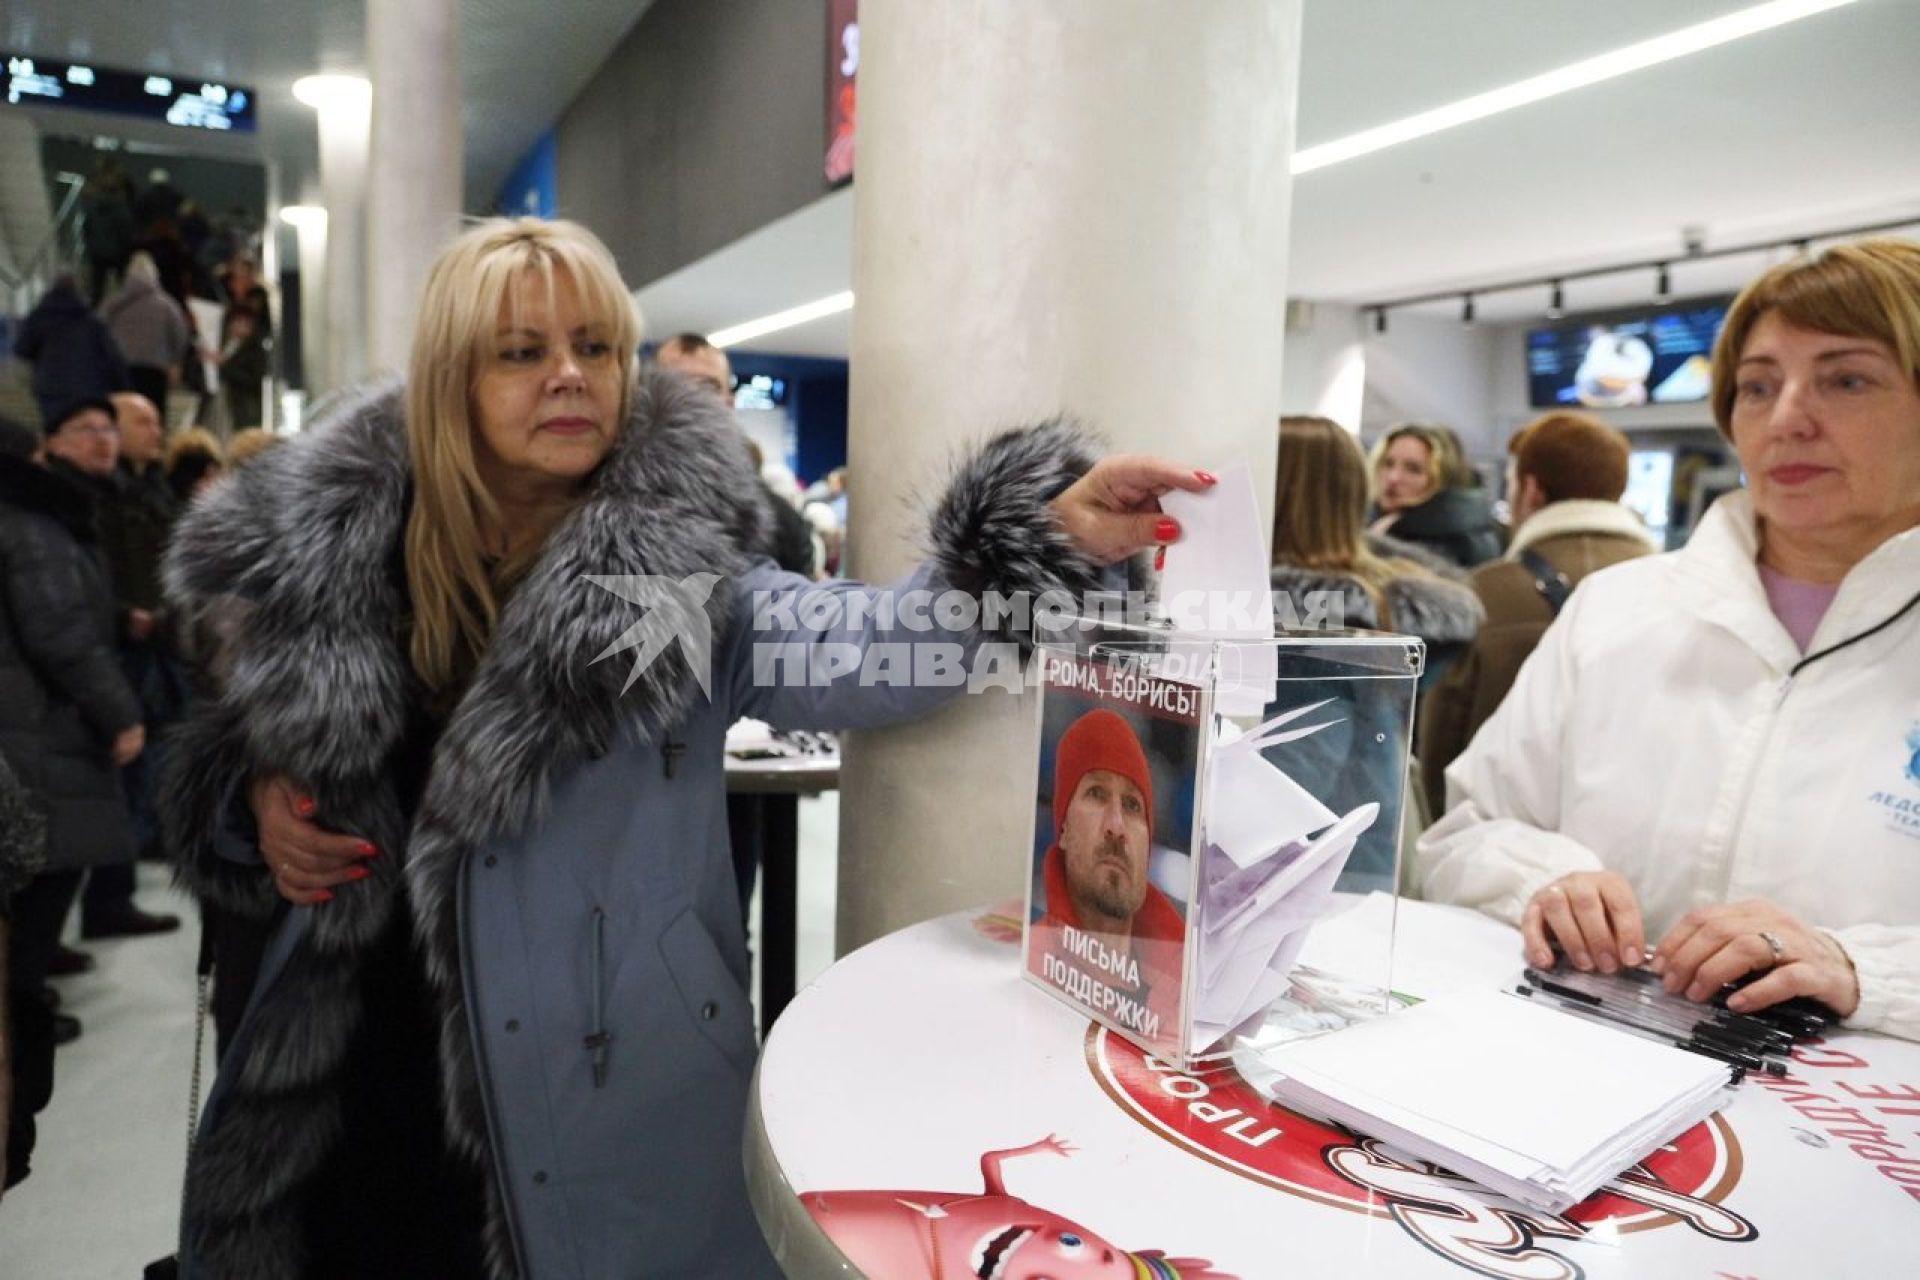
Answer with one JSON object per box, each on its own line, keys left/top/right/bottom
{"left": 802, "top": 1136, "right": 1235, "bottom": 1279}
{"left": 1029, "top": 708, "right": 1187, "bottom": 1052}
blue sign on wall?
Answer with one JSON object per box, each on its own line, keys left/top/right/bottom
{"left": 495, "top": 131, "right": 557, "bottom": 219}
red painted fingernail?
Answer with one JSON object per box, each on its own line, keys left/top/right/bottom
{"left": 349, "top": 866, "right": 372, "bottom": 881}
{"left": 357, "top": 841, "right": 379, "bottom": 857}
{"left": 1195, "top": 469, "right": 1218, "bottom": 485}
{"left": 294, "top": 797, "right": 316, "bottom": 818}
{"left": 315, "top": 890, "right": 334, "bottom": 903}
{"left": 1154, "top": 518, "right": 1179, "bottom": 543}
{"left": 1154, "top": 546, "right": 1167, "bottom": 571}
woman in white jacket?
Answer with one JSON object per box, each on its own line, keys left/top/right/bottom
{"left": 1418, "top": 239, "right": 1920, "bottom": 1040}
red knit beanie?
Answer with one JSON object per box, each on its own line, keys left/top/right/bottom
{"left": 1052, "top": 709, "right": 1154, "bottom": 836}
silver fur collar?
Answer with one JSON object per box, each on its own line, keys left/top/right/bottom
{"left": 163, "top": 369, "right": 767, "bottom": 1278}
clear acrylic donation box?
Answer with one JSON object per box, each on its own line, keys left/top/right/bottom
{"left": 1021, "top": 624, "right": 1423, "bottom": 1067}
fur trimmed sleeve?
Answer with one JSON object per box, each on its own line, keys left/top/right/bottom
{"left": 0, "top": 753, "right": 46, "bottom": 911}
{"left": 923, "top": 420, "right": 1111, "bottom": 640}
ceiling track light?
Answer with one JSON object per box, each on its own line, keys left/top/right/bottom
{"left": 1356, "top": 214, "right": 1920, "bottom": 326}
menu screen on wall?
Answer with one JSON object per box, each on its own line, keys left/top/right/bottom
{"left": 4, "top": 53, "right": 255, "bottom": 133}
{"left": 1526, "top": 301, "right": 1728, "bottom": 409}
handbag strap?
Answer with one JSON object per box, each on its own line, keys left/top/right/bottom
{"left": 179, "top": 929, "right": 214, "bottom": 1242}
{"left": 1518, "top": 547, "right": 1575, "bottom": 617}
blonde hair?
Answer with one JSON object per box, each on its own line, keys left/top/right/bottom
{"left": 1276, "top": 416, "right": 1436, "bottom": 627}
{"left": 1710, "top": 237, "right": 1920, "bottom": 438}
{"left": 1366, "top": 423, "right": 1467, "bottom": 504}
{"left": 404, "top": 217, "right": 641, "bottom": 693}
{"left": 227, "top": 427, "right": 283, "bottom": 465}
{"left": 164, "top": 426, "right": 223, "bottom": 469}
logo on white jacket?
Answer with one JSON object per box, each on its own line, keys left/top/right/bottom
{"left": 1907, "top": 723, "right": 1920, "bottom": 786}
{"left": 583, "top": 573, "right": 721, "bottom": 699}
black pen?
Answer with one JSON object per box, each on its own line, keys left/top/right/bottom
{"left": 1513, "top": 986, "right": 1754, "bottom": 1079}
{"left": 1528, "top": 967, "right": 1791, "bottom": 1054}
{"left": 1525, "top": 971, "right": 1787, "bottom": 1069}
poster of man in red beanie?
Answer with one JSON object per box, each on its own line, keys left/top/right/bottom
{"left": 1026, "top": 653, "right": 1204, "bottom": 1058}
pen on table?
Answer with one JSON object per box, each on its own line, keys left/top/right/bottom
{"left": 1523, "top": 970, "right": 1787, "bottom": 1067}
{"left": 1528, "top": 967, "right": 1792, "bottom": 1054}
{"left": 1512, "top": 986, "right": 1758, "bottom": 1079}
{"left": 1603, "top": 962, "right": 1825, "bottom": 1042}
{"left": 1527, "top": 971, "right": 1784, "bottom": 1059}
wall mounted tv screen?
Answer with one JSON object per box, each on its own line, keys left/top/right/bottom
{"left": 1527, "top": 300, "right": 1728, "bottom": 409}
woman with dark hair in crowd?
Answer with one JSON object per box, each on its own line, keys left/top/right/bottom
{"left": 162, "top": 216, "right": 1201, "bottom": 1278}
{"left": 1367, "top": 421, "right": 1505, "bottom": 568}
{"left": 1419, "top": 238, "right": 1920, "bottom": 1040}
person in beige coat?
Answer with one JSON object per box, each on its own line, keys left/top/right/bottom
{"left": 1416, "top": 411, "right": 1658, "bottom": 812}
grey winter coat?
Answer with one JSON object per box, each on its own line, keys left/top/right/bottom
{"left": 99, "top": 272, "right": 190, "bottom": 371}
{"left": 162, "top": 373, "right": 1107, "bottom": 1279}
{"left": 0, "top": 455, "right": 140, "bottom": 872}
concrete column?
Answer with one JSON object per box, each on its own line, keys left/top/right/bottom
{"left": 838, "top": 0, "right": 1302, "bottom": 952}
{"left": 307, "top": 81, "right": 372, "bottom": 395}
{"left": 366, "top": 0, "right": 463, "bottom": 377}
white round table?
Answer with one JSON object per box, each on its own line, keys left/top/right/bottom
{"left": 749, "top": 897, "right": 1920, "bottom": 1280}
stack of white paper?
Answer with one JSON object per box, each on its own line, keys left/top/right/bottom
{"left": 1259, "top": 989, "right": 1734, "bottom": 1212}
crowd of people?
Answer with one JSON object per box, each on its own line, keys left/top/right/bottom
{"left": 1, "top": 391, "right": 272, "bottom": 1199}
{"left": 17, "top": 161, "right": 272, "bottom": 435}
{"left": 0, "top": 212, "right": 1914, "bottom": 1277}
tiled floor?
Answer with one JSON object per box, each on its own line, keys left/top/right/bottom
{"left": 1, "top": 794, "right": 842, "bottom": 1277}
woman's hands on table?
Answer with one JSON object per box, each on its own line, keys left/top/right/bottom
{"left": 1652, "top": 899, "right": 1859, "bottom": 1018}
{"left": 1524, "top": 874, "right": 1858, "bottom": 1017}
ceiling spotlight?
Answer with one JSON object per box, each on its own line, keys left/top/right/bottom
{"left": 1547, "top": 280, "right": 1565, "bottom": 319}
{"left": 291, "top": 74, "right": 371, "bottom": 113}
{"left": 277, "top": 205, "right": 327, "bottom": 231}
{"left": 1373, "top": 307, "right": 1389, "bottom": 335}
{"left": 1461, "top": 294, "right": 1476, "bottom": 326}
{"left": 1655, "top": 262, "right": 1672, "bottom": 302}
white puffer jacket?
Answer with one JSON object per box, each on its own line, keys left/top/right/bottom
{"left": 1417, "top": 489, "right": 1920, "bottom": 1039}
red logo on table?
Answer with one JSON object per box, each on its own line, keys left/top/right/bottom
{"left": 1087, "top": 1027, "right": 1757, "bottom": 1279}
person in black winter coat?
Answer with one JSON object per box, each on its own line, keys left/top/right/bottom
{"left": 13, "top": 278, "right": 133, "bottom": 426}
{"left": 1366, "top": 422, "right": 1505, "bottom": 569}
{"left": 2, "top": 751, "right": 50, "bottom": 1198}
{"left": 0, "top": 400, "right": 147, "bottom": 1006}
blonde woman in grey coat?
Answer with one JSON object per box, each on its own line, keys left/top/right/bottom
{"left": 163, "top": 217, "right": 1203, "bottom": 1278}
